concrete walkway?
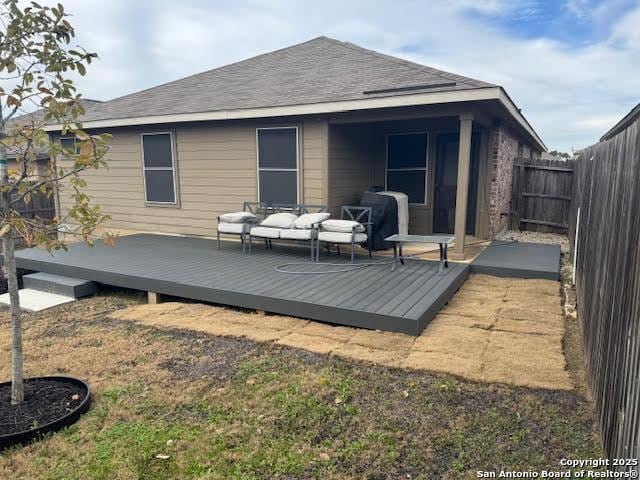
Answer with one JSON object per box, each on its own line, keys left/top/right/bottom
{"left": 109, "top": 273, "right": 571, "bottom": 390}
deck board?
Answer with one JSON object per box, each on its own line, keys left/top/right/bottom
{"left": 10, "top": 234, "right": 469, "bottom": 336}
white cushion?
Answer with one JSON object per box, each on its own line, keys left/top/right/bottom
{"left": 293, "top": 212, "right": 330, "bottom": 229}
{"left": 219, "top": 211, "right": 257, "bottom": 223}
{"left": 321, "top": 219, "right": 365, "bottom": 233}
{"left": 280, "top": 229, "right": 313, "bottom": 240}
{"left": 250, "top": 226, "right": 281, "bottom": 239}
{"left": 218, "top": 223, "right": 247, "bottom": 234}
{"left": 260, "top": 212, "right": 298, "bottom": 229}
{"left": 318, "top": 231, "right": 367, "bottom": 244}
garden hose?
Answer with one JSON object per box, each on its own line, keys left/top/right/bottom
{"left": 274, "top": 239, "right": 516, "bottom": 275}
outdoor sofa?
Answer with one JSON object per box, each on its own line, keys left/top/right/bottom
{"left": 217, "top": 202, "right": 328, "bottom": 259}
{"left": 218, "top": 203, "right": 372, "bottom": 263}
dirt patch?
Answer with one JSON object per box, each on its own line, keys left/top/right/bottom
{"left": 158, "top": 332, "right": 259, "bottom": 382}
{"left": 110, "top": 273, "right": 571, "bottom": 390}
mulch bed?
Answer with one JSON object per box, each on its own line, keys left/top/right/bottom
{"left": 0, "top": 379, "right": 85, "bottom": 435}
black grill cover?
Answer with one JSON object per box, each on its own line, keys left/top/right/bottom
{"left": 360, "top": 191, "right": 399, "bottom": 251}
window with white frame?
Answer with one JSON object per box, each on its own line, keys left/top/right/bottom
{"left": 386, "top": 132, "right": 428, "bottom": 204}
{"left": 141, "top": 132, "right": 177, "bottom": 204}
{"left": 59, "top": 136, "right": 78, "bottom": 154}
{"left": 257, "top": 127, "right": 298, "bottom": 204}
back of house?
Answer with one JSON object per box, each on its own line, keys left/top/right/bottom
{"left": 47, "top": 36, "right": 545, "bottom": 255}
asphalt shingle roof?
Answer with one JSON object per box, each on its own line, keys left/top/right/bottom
{"left": 79, "top": 36, "right": 495, "bottom": 123}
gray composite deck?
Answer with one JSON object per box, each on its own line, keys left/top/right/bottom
{"left": 11, "top": 234, "right": 469, "bottom": 335}
{"left": 470, "top": 240, "right": 561, "bottom": 280}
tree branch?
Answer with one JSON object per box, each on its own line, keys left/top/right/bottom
{"left": 8, "top": 164, "right": 90, "bottom": 207}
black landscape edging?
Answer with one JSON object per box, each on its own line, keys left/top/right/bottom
{"left": 0, "top": 376, "right": 91, "bottom": 450}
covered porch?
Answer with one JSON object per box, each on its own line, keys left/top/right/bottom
{"left": 326, "top": 106, "right": 494, "bottom": 259}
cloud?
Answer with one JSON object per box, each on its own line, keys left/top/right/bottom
{"left": 565, "top": 0, "right": 593, "bottom": 20}
{"left": 7, "top": 0, "right": 640, "bottom": 151}
{"left": 575, "top": 115, "right": 624, "bottom": 129}
{"left": 610, "top": 4, "right": 640, "bottom": 48}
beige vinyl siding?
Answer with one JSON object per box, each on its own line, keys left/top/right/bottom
{"left": 301, "top": 119, "right": 328, "bottom": 205}
{"left": 177, "top": 123, "right": 257, "bottom": 230}
{"left": 57, "top": 118, "right": 328, "bottom": 237}
{"left": 327, "top": 123, "right": 380, "bottom": 216}
{"left": 54, "top": 109, "right": 506, "bottom": 239}
{"left": 68, "top": 125, "right": 254, "bottom": 236}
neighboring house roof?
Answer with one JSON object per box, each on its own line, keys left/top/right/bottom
{"left": 600, "top": 102, "right": 640, "bottom": 141}
{"left": 7, "top": 98, "right": 103, "bottom": 128}
{"left": 5, "top": 99, "right": 103, "bottom": 159}
{"left": 44, "top": 37, "right": 545, "bottom": 150}
{"left": 540, "top": 152, "right": 569, "bottom": 161}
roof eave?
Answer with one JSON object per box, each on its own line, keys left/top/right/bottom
{"left": 497, "top": 88, "right": 547, "bottom": 152}
{"left": 44, "top": 86, "right": 546, "bottom": 150}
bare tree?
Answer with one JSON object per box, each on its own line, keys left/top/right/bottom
{"left": 0, "top": 1, "right": 112, "bottom": 404}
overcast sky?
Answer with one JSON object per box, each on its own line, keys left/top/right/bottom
{"left": 41, "top": 0, "right": 640, "bottom": 151}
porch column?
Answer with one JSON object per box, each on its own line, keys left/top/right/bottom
{"left": 451, "top": 113, "right": 473, "bottom": 260}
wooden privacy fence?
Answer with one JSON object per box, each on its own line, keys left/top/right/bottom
{"left": 510, "top": 158, "right": 575, "bottom": 233}
{"left": 568, "top": 114, "right": 640, "bottom": 467}
{"left": 0, "top": 190, "right": 55, "bottom": 289}
{"left": 12, "top": 191, "right": 56, "bottom": 221}
{"left": 9, "top": 190, "right": 56, "bottom": 249}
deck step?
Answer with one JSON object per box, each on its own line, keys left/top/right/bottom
{"left": 22, "top": 272, "right": 97, "bottom": 299}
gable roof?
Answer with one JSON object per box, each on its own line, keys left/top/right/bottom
{"left": 46, "top": 37, "right": 544, "bottom": 150}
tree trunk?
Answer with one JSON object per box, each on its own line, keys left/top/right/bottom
{"left": 0, "top": 110, "right": 24, "bottom": 405}
{"left": 2, "top": 234, "right": 23, "bottom": 404}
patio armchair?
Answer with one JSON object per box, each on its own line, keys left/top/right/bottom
{"left": 216, "top": 202, "right": 265, "bottom": 253}
{"left": 316, "top": 206, "right": 373, "bottom": 262}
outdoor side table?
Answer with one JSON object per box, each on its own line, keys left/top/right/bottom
{"left": 384, "top": 234, "right": 455, "bottom": 273}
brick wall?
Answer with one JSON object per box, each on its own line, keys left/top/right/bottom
{"left": 488, "top": 125, "right": 519, "bottom": 236}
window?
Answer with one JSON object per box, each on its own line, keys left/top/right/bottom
{"left": 141, "top": 132, "right": 177, "bottom": 204}
{"left": 59, "top": 137, "right": 78, "bottom": 154}
{"left": 257, "top": 127, "right": 298, "bottom": 204}
{"left": 386, "top": 133, "right": 428, "bottom": 204}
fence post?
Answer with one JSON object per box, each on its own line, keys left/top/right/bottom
{"left": 509, "top": 161, "right": 524, "bottom": 230}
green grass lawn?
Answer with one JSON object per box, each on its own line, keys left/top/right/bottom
{"left": 0, "top": 294, "right": 601, "bottom": 479}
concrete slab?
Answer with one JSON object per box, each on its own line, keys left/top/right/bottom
{"left": 0, "top": 288, "right": 75, "bottom": 312}
{"left": 470, "top": 240, "right": 560, "bottom": 280}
